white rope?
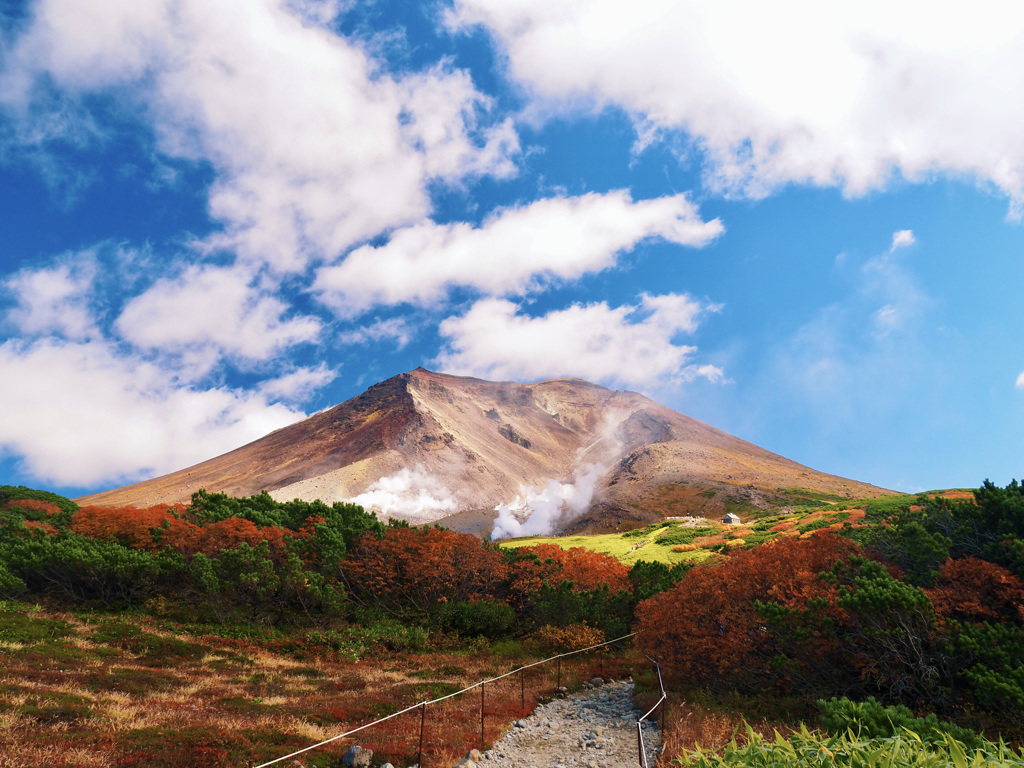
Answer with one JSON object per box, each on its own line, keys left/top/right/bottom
{"left": 250, "top": 632, "right": 637, "bottom": 768}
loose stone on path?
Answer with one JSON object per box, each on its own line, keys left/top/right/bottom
{"left": 472, "top": 678, "right": 660, "bottom": 768}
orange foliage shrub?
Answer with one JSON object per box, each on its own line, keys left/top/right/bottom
{"left": 514, "top": 544, "right": 631, "bottom": 592}
{"left": 343, "top": 527, "right": 509, "bottom": 619}
{"left": 193, "top": 517, "right": 289, "bottom": 559}
{"left": 926, "top": 556, "right": 1024, "bottom": 624}
{"left": 22, "top": 520, "right": 57, "bottom": 535}
{"left": 533, "top": 622, "right": 605, "bottom": 651}
{"left": 71, "top": 505, "right": 185, "bottom": 551}
{"left": 5, "top": 499, "right": 60, "bottom": 515}
{"left": 70, "top": 504, "right": 291, "bottom": 560}
{"left": 636, "top": 533, "right": 857, "bottom": 692}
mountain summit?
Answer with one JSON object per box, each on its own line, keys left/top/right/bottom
{"left": 77, "top": 369, "right": 890, "bottom": 534}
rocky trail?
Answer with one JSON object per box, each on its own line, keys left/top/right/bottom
{"left": 466, "top": 678, "right": 660, "bottom": 768}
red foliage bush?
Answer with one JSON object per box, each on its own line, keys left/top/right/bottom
{"left": 512, "top": 544, "right": 631, "bottom": 592}
{"left": 5, "top": 498, "right": 61, "bottom": 515}
{"left": 635, "top": 533, "right": 857, "bottom": 691}
{"left": 70, "top": 505, "right": 290, "bottom": 560}
{"left": 22, "top": 520, "right": 57, "bottom": 535}
{"left": 926, "top": 556, "right": 1024, "bottom": 624}
{"left": 71, "top": 505, "right": 185, "bottom": 551}
{"left": 193, "top": 517, "right": 289, "bottom": 560}
{"left": 343, "top": 527, "right": 509, "bottom": 619}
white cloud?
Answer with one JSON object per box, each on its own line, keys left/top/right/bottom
{"left": 451, "top": 0, "right": 1024, "bottom": 212}
{"left": 314, "top": 191, "right": 723, "bottom": 315}
{"left": 3, "top": 255, "right": 98, "bottom": 339}
{"left": 5, "top": 0, "right": 520, "bottom": 272}
{"left": 258, "top": 363, "right": 337, "bottom": 402}
{"left": 0, "top": 339, "right": 305, "bottom": 487}
{"left": 336, "top": 317, "right": 416, "bottom": 348}
{"left": 115, "top": 264, "right": 322, "bottom": 366}
{"left": 891, "top": 229, "right": 916, "bottom": 251}
{"left": 1015, "top": 371, "right": 1024, "bottom": 390}
{"left": 434, "top": 294, "right": 723, "bottom": 389}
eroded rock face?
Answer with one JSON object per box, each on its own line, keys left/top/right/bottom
{"left": 77, "top": 368, "right": 891, "bottom": 531}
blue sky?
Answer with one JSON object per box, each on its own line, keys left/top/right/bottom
{"left": 2, "top": 0, "right": 1023, "bottom": 497}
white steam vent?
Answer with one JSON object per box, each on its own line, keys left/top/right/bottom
{"left": 349, "top": 465, "right": 458, "bottom": 524}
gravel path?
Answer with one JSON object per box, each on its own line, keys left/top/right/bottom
{"left": 474, "top": 679, "right": 660, "bottom": 768}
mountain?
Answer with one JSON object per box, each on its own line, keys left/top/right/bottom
{"left": 76, "top": 368, "right": 892, "bottom": 534}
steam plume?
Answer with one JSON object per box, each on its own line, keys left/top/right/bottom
{"left": 349, "top": 465, "right": 458, "bottom": 523}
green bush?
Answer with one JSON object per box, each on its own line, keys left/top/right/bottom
{"left": 3, "top": 531, "right": 185, "bottom": 606}
{"left": 529, "top": 581, "right": 633, "bottom": 638}
{"left": 818, "top": 697, "right": 982, "bottom": 748}
{"left": 628, "top": 560, "right": 691, "bottom": 602}
{"left": 437, "top": 598, "right": 515, "bottom": 638}
{"left": 656, "top": 527, "right": 715, "bottom": 547}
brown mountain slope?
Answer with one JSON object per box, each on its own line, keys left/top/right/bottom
{"left": 77, "top": 368, "right": 891, "bottom": 532}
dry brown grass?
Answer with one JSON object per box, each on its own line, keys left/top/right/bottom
{"left": 0, "top": 604, "right": 638, "bottom": 768}
{"left": 656, "top": 695, "right": 790, "bottom": 766}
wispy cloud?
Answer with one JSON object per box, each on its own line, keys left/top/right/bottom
{"left": 890, "top": 229, "right": 916, "bottom": 251}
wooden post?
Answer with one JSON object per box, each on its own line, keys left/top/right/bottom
{"left": 417, "top": 701, "right": 426, "bottom": 768}
{"left": 480, "top": 682, "right": 485, "bottom": 751}
{"left": 557, "top": 657, "right": 561, "bottom": 689}
{"left": 520, "top": 668, "right": 525, "bottom": 714}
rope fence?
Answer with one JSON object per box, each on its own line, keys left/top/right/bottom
{"left": 636, "top": 655, "right": 668, "bottom": 768}
{"left": 250, "top": 631, "right": 663, "bottom": 768}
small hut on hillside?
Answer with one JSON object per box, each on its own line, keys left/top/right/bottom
{"left": 722, "top": 512, "right": 741, "bottom": 525}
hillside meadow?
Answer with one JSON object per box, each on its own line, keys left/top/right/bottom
{"left": 2, "top": 482, "right": 1024, "bottom": 767}
{"left": 497, "top": 489, "right": 919, "bottom": 565}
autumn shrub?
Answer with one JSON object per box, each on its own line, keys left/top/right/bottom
{"left": 926, "top": 556, "right": 1024, "bottom": 624}
{"left": 636, "top": 533, "right": 857, "bottom": 698}
{"left": 343, "top": 526, "right": 509, "bottom": 622}
{"left": 0, "top": 485, "right": 78, "bottom": 525}
{"left": 532, "top": 622, "right": 604, "bottom": 652}
{"left": 71, "top": 505, "right": 184, "bottom": 551}
{"left": 511, "top": 543, "right": 631, "bottom": 592}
